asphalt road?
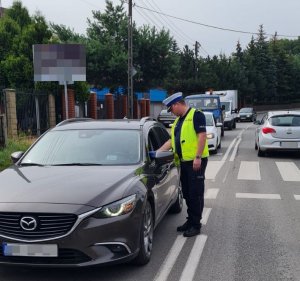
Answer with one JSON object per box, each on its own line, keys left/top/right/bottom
{"left": 1, "top": 120, "right": 300, "bottom": 281}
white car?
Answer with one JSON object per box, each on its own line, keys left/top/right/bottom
{"left": 254, "top": 111, "right": 300, "bottom": 156}
{"left": 204, "top": 112, "right": 222, "bottom": 153}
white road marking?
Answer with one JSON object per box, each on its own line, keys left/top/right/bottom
{"left": 204, "top": 188, "right": 219, "bottom": 199}
{"left": 229, "top": 137, "right": 242, "bottom": 161}
{"left": 206, "top": 161, "right": 224, "bottom": 180}
{"left": 221, "top": 138, "right": 237, "bottom": 162}
{"left": 154, "top": 235, "right": 187, "bottom": 281}
{"left": 201, "top": 208, "right": 212, "bottom": 225}
{"left": 179, "top": 235, "right": 208, "bottom": 281}
{"left": 237, "top": 161, "right": 261, "bottom": 180}
{"left": 294, "top": 195, "right": 300, "bottom": 200}
{"left": 276, "top": 162, "right": 300, "bottom": 182}
{"left": 236, "top": 193, "right": 281, "bottom": 199}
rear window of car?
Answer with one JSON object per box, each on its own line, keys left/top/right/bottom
{"left": 269, "top": 115, "right": 300, "bottom": 127}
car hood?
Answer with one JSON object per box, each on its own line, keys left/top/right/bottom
{"left": 0, "top": 165, "right": 139, "bottom": 208}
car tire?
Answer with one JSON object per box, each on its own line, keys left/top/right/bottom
{"left": 257, "top": 147, "right": 265, "bottom": 157}
{"left": 221, "top": 126, "right": 224, "bottom": 137}
{"left": 233, "top": 121, "right": 236, "bottom": 129}
{"left": 255, "top": 141, "right": 258, "bottom": 150}
{"left": 169, "top": 185, "right": 183, "bottom": 214}
{"left": 217, "top": 139, "right": 221, "bottom": 149}
{"left": 133, "top": 201, "right": 153, "bottom": 265}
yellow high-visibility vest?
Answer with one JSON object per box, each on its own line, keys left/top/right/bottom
{"left": 171, "top": 108, "right": 209, "bottom": 161}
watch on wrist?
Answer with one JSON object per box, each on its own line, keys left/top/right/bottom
{"left": 195, "top": 155, "right": 201, "bottom": 159}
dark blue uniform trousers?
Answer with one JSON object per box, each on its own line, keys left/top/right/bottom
{"left": 180, "top": 157, "right": 208, "bottom": 229}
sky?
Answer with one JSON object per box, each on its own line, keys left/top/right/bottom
{"left": 1, "top": 0, "right": 300, "bottom": 57}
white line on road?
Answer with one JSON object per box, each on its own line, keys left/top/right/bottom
{"left": 179, "top": 235, "right": 208, "bottom": 281}
{"left": 276, "top": 162, "right": 300, "bottom": 182}
{"left": 221, "top": 138, "right": 237, "bottom": 162}
{"left": 206, "top": 160, "right": 225, "bottom": 180}
{"left": 204, "top": 188, "right": 219, "bottom": 199}
{"left": 236, "top": 193, "right": 281, "bottom": 199}
{"left": 201, "top": 208, "right": 212, "bottom": 225}
{"left": 294, "top": 195, "right": 300, "bottom": 200}
{"left": 229, "top": 137, "right": 242, "bottom": 161}
{"left": 154, "top": 235, "right": 187, "bottom": 281}
{"left": 237, "top": 161, "right": 261, "bottom": 180}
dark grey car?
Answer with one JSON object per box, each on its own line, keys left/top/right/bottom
{"left": 0, "top": 118, "right": 182, "bottom": 267}
{"left": 238, "top": 107, "right": 256, "bottom": 122}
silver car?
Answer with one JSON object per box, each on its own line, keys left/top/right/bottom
{"left": 254, "top": 111, "right": 300, "bottom": 156}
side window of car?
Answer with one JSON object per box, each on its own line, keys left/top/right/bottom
{"left": 148, "top": 129, "right": 161, "bottom": 151}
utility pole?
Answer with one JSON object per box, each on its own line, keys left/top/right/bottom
{"left": 128, "top": 0, "right": 133, "bottom": 119}
{"left": 194, "top": 41, "right": 200, "bottom": 80}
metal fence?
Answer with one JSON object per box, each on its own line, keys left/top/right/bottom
{"left": 16, "top": 90, "right": 49, "bottom": 136}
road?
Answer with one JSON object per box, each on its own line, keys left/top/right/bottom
{"left": 1, "top": 121, "right": 300, "bottom": 281}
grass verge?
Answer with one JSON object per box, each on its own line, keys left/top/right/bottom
{"left": 0, "top": 138, "right": 34, "bottom": 171}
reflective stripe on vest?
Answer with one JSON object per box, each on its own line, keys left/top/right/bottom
{"left": 171, "top": 108, "right": 209, "bottom": 161}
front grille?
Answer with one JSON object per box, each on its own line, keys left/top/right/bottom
{"left": 0, "top": 245, "right": 91, "bottom": 264}
{"left": 0, "top": 213, "right": 77, "bottom": 240}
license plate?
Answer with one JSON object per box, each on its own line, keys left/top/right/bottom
{"left": 3, "top": 243, "right": 58, "bottom": 257}
{"left": 281, "top": 142, "right": 298, "bottom": 148}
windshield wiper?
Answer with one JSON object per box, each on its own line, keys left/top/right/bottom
{"left": 52, "top": 163, "right": 103, "bottom": 166}
{"left": 19, "top": 163, "right": 44, "bottom": 167}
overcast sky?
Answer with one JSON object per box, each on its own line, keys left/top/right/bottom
{"left": 2, "top": 0, "right": 300, "bottom": 57}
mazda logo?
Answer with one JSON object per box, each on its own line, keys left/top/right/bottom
{"left": 20, "top": 216, "right": 37, "bottom": 231}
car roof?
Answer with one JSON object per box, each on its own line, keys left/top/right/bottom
{"left": 268, "top": 110, "right": 300, "bottom": 117}
{"left": 185, "top": 94, "right": 219, "bottom": 99}
{"left": 203, "top": 111, "right": 213, "bottom": 116}
{"left": 53, "top": 118, "right": 157, "bottom": 131}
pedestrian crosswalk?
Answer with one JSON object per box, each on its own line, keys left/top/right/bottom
{"left": 205, "top": 159, "right": 300, "bottom": 202}
{"left": 206, "top": 160, "right": 300, "bottom": 182}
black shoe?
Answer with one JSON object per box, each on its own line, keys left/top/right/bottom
{"left": 177, "top": 221, "right": 189, "bottom": 232}
{"left": 183, "top": 226, "right": 200, "bottom": 237}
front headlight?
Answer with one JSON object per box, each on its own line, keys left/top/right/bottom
{"left": 206, "top": 133, "right": 215, "bottom": 139}
{"left": 93, "top": 194, "right": 137, "bottom": 218}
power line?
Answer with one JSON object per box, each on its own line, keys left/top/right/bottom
{"left": 134, "top": 4, "right": 299, "bottom": 38}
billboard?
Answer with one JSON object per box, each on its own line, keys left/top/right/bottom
{"left": 33, "top": 44, "right": 86, "bottom": 83}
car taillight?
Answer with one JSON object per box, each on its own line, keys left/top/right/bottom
{"left": 262, "top": 127, "right": 276, "bottom": 134}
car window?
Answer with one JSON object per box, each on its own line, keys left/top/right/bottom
{"left": 270, "top": 115, "right": 300, "bottom": 127}
{"left": 21, "top": 129, "right": 141, "bottom": 165}
{"left": 148, "top": 126, "right": 170, "bottom": 151}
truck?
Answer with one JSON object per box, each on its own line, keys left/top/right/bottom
{"left": 205, "top": 90, "right": 238, "bottom": 130}
{"left": 185, "top": 93, "right": 225, "bottom": 137}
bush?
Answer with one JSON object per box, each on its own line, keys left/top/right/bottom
{"left": 0, "top": 138, "right": 33, "bottom": 171}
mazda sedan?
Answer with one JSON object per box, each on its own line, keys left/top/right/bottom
{"left": 254, "top": 111, "right": 300, "bottom": 156}
{"left": 0, "top": 118, "right": 182, "bottom": 267}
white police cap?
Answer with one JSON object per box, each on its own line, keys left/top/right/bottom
{"left": 163, "top": 92, "right": 183, "bottom": 112}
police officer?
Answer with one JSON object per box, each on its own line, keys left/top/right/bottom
{"left": 159, "top": 92, "right": 209, "bottom": 237}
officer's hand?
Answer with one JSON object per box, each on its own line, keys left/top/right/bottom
{"left": 193, "top": 158, "right": 201, "bottom": 171}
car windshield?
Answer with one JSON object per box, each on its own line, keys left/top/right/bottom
{"left": 205, "top": 114, "right": 214, "bottom": 126}
{"left": 239, "top": 108, "right": 252, "bottom": 113}
{"left": 269, "top": 115, "right": 300, "bottom": 127}
{"left": 21, "top": 129, "right": 141, "bottom": 166}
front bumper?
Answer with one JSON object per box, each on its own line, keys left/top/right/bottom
{"left": 0, "top": 204, "right": 143, "bottom": 267}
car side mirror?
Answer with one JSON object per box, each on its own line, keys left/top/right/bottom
{"left": 149, "top": 151, "right": 174, "bottom": 165}
{"left": 253, "top": 120, "right": 261, "bottom": 125}
{"left": 11, "top": 151, "right": 24, "bottom": 164}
